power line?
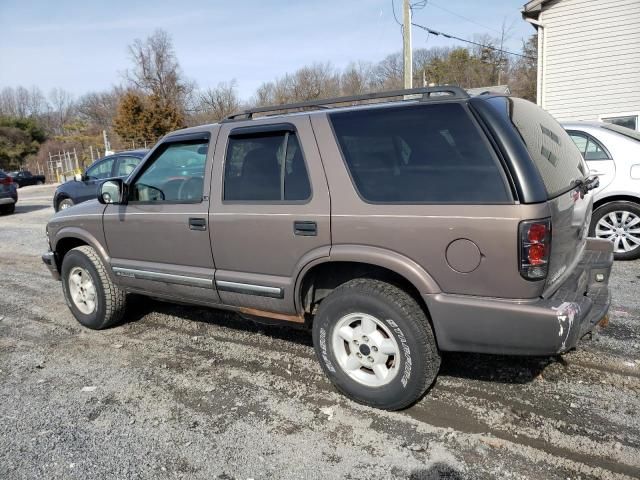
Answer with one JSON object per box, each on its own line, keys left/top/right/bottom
{"left": 426, "top": 1, "right": 503, "bottom": 34}
{"left": 411, "top": 22, "right": 534, "bottom": 59}
{"left": 391, "top": 0, "right": 403, "bottom": 26}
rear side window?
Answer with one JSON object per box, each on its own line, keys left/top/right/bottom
{"left": 568, "top": 132, "right": 610, "bottom": 161}
{"left": 329, "top": 103, "right": 510, "bottom": 204}
{"left": 509, "top": 98, "right": 587, "bottom": 198}
{"left": 224, "top": 131, "right": 311, "bottom": 202}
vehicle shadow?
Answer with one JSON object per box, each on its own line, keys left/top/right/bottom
{"left": 409, "top": 462, "right": 466, "bottom": 480}
{"left": 13, "top": 204, "right": 51, "bottom": 214}
{"left": 439, "top": 351, "right": 555, "bottom": 384}
{"left": 123, "top": 296, "right": 556, "bottom": 383}
{"left": 123, "top": 295, "right": 313, "bottom": 346}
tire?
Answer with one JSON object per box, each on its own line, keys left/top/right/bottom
{"left": 590, "top": 201, "right": 640, "bottom": 261}
{"left": 61, "top": 245, "right": 127, "bottom": 329}
{"left": 57, "top": 197, "right": 74, "bottom": 211}
{"left": 0, "top": 203, "right": 15, "bottom": 215}
{"left": 36, "top": 180, "right": 44, "bottom": 185}
{"left": 312, "top": 278, "right": 440, "bottom": 410}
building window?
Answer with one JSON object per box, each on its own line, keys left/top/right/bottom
{"left": 602, "top": 115, "right": 638, "bottom": 131}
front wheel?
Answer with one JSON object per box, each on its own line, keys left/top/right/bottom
{"left": 590, "top": 201, "right": 640, "bottom": 260}
{"left": 61, "top": 245, "right": 127, "bottom": 329}
{"left": 57, "top": 198, "right": 74, "bottom": 211}
{"left": 312, "top": 278, "right": 440, "bottom": 410}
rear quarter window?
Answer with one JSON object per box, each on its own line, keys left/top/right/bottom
{"left": 329, "top": 103, "right": 511, "bottom": 204}
{"left": 509, "top": 98, "right": 587, "bottom": 198}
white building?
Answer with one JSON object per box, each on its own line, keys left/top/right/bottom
{"left": 523, "top": 0, "right": 640, "bottom": 131}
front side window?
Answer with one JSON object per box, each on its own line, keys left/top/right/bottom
{"left": 130, "top": 140, "right": 208, "bottom": 202}
{"left": 329, "top": 103, "right": 510, "bottom": 203}
{"left": 224, "top": 130, "right": 311, "bottom": 202}
{"left": 86, "top": 158, "right": 115, "bottom": 180}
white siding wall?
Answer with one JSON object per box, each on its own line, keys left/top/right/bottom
{"left": 539, "top": 0, "right": 640, "bottom": 124}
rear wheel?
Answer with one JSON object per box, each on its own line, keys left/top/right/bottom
{"left": 61, "top": 246, "right": 127, "bottom": 329}
{"left": 57, "top": 197, "right": 74, "bottom": 211}
{"left": 590, "top": 201, "right": 640, "bottom": 260}
{"left": 312, "top": 278, "right": 440, "bottom": 410}
{"left": 36, "top": 180, "right": 44, "bottom": 185}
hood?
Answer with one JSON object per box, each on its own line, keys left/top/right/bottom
{"left": 49, "top": 199, "right": 105, "bottom": 224}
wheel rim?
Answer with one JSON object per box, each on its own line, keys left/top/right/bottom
{"left": 595, "top": 210, "right": 640, "bottom": 253}
{"left": 68, "top": 267, "right": 97, "bottom": 314}
{"left": 60, "top": 200, "right": 72, "bottom": 210}
{"left": 331, "top": 312, "right": 400, "bottom": 388}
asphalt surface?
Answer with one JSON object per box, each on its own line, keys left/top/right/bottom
{"left": 1, "top": 184, "right": 639, "bottom": 480}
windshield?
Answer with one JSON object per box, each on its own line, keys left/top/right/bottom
{"left": 602, "top": 123, "right": 640, "bottom": 142}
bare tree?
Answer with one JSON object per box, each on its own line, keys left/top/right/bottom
{"left": 126, "top": 29, "right": 192, "bottom": 111}
{"left": 77, "top": 87, "right": 123, "bottom": 130}
{"left": 195, "top": 80, "right": 241, "bottom": 121}
{"left": 47, "top": 88, "right": 75, "bottom": 135}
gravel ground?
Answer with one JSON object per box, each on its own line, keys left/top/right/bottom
{"left": 1, "top": 184, "right": 639, "bottom": 480}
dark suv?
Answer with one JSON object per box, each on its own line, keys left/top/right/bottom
{"left": 53, "top": 149, "right": 147, "bottom": 211}
{"left": 43, "top": 87, "right": 612, "bottom": 410}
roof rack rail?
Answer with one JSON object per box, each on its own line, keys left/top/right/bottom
{"left": 223, "top": 86, "right": 469, "bottom": 121}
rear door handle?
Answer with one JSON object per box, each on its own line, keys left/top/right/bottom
{"left": 294, "top": 221, "right": 317, "bottom": 236}
{"left": 189, "top": 217, "right": 207, "bottom": 231}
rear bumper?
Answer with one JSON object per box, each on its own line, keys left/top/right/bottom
{"left": 0, "top": 197, "right": 16, "bottom": 205}
{"left": 42, "top": 251, "right": 60, "bottom": 280}
{"left": 424, "top": 238, "right": 613, "bottom": 356}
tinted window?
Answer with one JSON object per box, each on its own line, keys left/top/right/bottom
{"left": 509, "top": 98, "right": 587, "bottom": 198}
{"left": 602, "top": 115, "right": 637, "bottom": 131}
{"left": 131, "top": 140, "right": 208, "bottom": 202}
{"left": 116, "top": 155, "right": 142, "bottom": 177}
{"left": 86, "top": 158, "right": 115, "bottom": 180}
{"left": 329, "top": 103, "right": 510, "bottom": 203}
{"left": 224, "top": 131, "right": 311, "bottom": 202}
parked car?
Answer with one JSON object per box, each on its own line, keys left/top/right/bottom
{"left": 0, "top": 171, "right": 18, "bottom": 214}
{"left": 563, "top": 121, "right": 640, "bottom": 260}
{"left": 43, "top": 88, "right": 612, "bottom": 410}
{"left": 53, "top": 150, "right": 148, "bottom": 211}
{"left": 9, "top": 170, "right": 45, "bottom": 187}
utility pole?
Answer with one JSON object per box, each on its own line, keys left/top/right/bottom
{"left": 403, "top": 0, "right": 412, "bottom": 89}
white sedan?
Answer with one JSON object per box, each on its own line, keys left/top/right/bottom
{"left": 563, "top": 121, "right": 640, "bottom": 260}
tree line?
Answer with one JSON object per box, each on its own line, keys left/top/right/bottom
{"left": 0, "top": 29, "right": 536, "bottom": 172}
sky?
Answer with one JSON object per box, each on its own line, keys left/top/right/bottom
{"left": 0, "top": 0, "right": 535, "bottom": 101}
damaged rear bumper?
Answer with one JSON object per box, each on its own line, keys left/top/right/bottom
{"left": 424, "top": 238, "right": 613, "bottom": 356}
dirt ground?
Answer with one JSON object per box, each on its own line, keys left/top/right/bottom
{"left": 1, "top": 184, "right": 639, "bottom": 480}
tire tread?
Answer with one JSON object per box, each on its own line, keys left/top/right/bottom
{"left": 72, "top": 245, "right": 126, "bottom": 329}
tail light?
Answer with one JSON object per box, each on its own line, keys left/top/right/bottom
{"left": 519, "top": 218, "right": 551, "bottom": 280}
{"left": 0, "top": 176, "right": 13, "bottom": 185}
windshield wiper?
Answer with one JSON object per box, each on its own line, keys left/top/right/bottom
{"left": 572, "top": 176, "right": 600, "bottom": 196}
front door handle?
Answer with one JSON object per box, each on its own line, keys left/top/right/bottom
{"left": 189, "top": 217, "right": 207, "bottom": 231}
{"left": 294, "top": 221, "right": 317, "bottom": 236}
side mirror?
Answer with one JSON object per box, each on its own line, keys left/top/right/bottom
{"left": 98, "top": 179, "right": 124, "bottom": 205}
{"left": 74, "top": 173, "right": 83, "bottom": 182}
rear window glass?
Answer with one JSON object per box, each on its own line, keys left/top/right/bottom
{"left": 329, "top": 103, "right": 510, "bottom": 204}
{"left": 509, "top": 98, "right": 587, "bottom": 198}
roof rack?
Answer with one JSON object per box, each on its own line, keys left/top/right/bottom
{"left": 223, "top": 86, "right": 469, "bottom": 122}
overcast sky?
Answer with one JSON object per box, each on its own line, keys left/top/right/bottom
{"left": 0, "top": 0, "right": 534, "bottom": 100}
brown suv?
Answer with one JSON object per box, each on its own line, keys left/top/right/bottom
{"left": 43, "top": 87, "right": 612, "bottom": 410}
